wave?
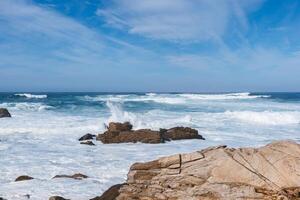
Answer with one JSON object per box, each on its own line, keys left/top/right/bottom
{"left": 80, "top": 92, "right": 269, "bottom": 106}
{"left": 179, "top": 93, "right": 269, "bottom": 100}
{"left": 14, "top": 93, "right": 47, "bottom": 99}
{"left": 0, "top": 102, "right": 53, "bottom": 111}
{"left": 224, "top": 110, "right": 300, "bottom": 125}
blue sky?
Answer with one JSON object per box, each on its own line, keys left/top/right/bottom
{"left": 0, "top": 0, "right": 300, "bottom": 92}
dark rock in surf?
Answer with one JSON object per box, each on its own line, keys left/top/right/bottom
{"left": 0, "top": 108, "right": 11, "bottom": 118}
{"left": 96, "top": 122, "right": 204, "bottom": 144}
{"left": 78, "top": 133, "right": 95, "bottom": 141}
{"left": 52, "top": 173, "right": 88, "bottom": 180}
{"left": 49, "top": 196, "right": 69, "bottom": 200}
{"left": 15, "top": 175, "right": 34, "bottom": 182}
{"left": 80, "top": 141, "right": 95, "bottom": 146}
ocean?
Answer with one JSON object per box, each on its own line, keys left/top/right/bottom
{"left": 0, "top": 92, "right": 300, "bottom": 199}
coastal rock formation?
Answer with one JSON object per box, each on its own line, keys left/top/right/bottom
{"left": 99, "top": 140, "right": 300, "bottom": 200}
{"left": 96, "top": 122, "right": 204, "bottom": 144}
{"left": 0, "top": 108, "right": 11, "bottom": 118}
{"left": 52, "top": 173, "right": 88, "bottom": 180}
{"left": 15, "top": 175, "right": 34, "bottom": 182}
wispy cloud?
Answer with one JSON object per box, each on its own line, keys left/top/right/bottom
{"left": 97, "top": 0, "right": 263, "bottom": 43}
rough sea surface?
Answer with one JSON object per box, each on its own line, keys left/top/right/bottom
{"left": 0, "top": 92, "right": 300, "bottom": 199}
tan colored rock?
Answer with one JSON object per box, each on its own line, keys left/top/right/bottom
{"left": 99, "top": 140, "right": 300, "bottom": 200}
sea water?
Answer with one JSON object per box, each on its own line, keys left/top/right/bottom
{"left": 0, "top": 92, "right": 300, "bottom": 199}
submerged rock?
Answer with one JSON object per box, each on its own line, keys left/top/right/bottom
{"left": 96, "top": 122, "right": 204, "bottom": 144}
{"left": 53, "top": 173, "right": 88, "bottom": 180}
{"left": 49, "top": 196, "right": 69, "bottom": 200}
{"left": 0, "top": 108, "right": 11, "bottom": 118}
{"left": 15, "top": 175, "right": 34, "bottom": 182}
{"left": 99, "top": 140, "right": 300, "bottom": 199}
{"left": 80, "top": 140, "right": 95, "bottom": 146}
{"left": 78, "top": 133, "right": 95, "bottom": 141}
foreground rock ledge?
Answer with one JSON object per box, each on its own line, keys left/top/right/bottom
{"left": 98, "top": 140, "right": 300, "bottom": 200}
{"left": 96, "top": 122, "right": 204, "bottom": 144}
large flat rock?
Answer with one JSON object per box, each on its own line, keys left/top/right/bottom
{"left": 99, "top": 140, "right": 300, "bottom": 199}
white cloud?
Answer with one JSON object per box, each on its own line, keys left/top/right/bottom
{"left": 97, "top": 0, "right": 263, "bottom": 42}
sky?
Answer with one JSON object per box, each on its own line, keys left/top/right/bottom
{"left": 0, "top": 0, "right": 300, "bottom": 92}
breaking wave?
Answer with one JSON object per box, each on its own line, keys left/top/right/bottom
{"left": 224, "top": 110, "right": 300, "bottom": 125}
{"left": 14, "top": 93, "right": 47, "bottom": 99}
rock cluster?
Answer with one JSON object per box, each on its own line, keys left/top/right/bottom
{"left": 0, "top": 108, "right": 11, "bottom": 118}
{"left": 96, "top": 122, "right": 204, "bottom": 144}
{"left": 52, "top": 173, "right": 88, "bottom": 180}
{"left": 99, "top": 140, "right": 300, "bottom": 200}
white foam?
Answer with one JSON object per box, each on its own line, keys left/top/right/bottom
{"left": 0, "top": 102, "right": 53, "bottom": 111}
{"left": 224, "top": 110, "right": 300, "bottom": 125}
{"left": 179, "top": 93, "right": 269, "bottom": 100}
{"left": 15, "top": 93, "right": 47, "bottom": 99}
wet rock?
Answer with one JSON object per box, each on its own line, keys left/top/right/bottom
{"left": 96, "top": 122, "right": 204, "bottom": 144}
{"left": 99, "top": 140, "right": 300, "bottom": 200}
{"left": 53, "top": 173, "right": 88, "bottom": 180}
{"left": 0, "top": 108, "right": 11, "bottom": 118}
{"left": 15, "top": 175, "right": 34, "bottom": 182}
{"left": 80, "top": 141, "right": 95, "bottom": 146}
{"left": 49, "top": 196, "right": 69, "bottom": 200}
{"left": 78, "top": 133, "right": 95, "bottom": 141}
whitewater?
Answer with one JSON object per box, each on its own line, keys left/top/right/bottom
{"left": 0, "top": 92, "right": 300, "bottom": 199}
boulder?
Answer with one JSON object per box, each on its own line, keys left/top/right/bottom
{"left": 0, "top": 108, "right": 11, "bottom": 118}
{"left": 80, "top": 141, "right": 95, "bottom": 146}
{"left": 53, "top": 173, "right": 88, "bottom": 180}
{"left": 98, "top": 140, "right": 300, "bottom": 200}
{"left": 96, "top": 122, "right": 204, "bottom": 144}
{"left": 49, "top": 196, "right": 69, "bottom": 200}
{"left": 15, "top": 175, "right": 34, "bottom": 182}
{"left": 78, "top": 133, "right": 95, "bottom": 141}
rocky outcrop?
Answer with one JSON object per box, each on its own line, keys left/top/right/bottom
{"left": 0, "top": 108, "right": 11, "bottom": 118}
{"left": 96, "top": 122, "right": 204, "bottom": 144}
{"left": 15, "top": 175, "right": 34, "bottom": 182}
{"left": 52, "top": 173, "right": 88, "bottom": 180}
{"left": 99, "top": 140, "right": 300, "bottom": 200}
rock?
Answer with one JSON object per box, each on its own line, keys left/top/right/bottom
{"left": 78, "top": 133, "right": 95, "bottom": 141}
{"left": 53, "top": 173, "right": 88, "bottom": 180}
{"left": 0, "top": 197, "right": 7, "bottom": 200}
{"left": 108, "top": 122, "right": 132, "bottom": 132}
{"left": 99, "top": 140, "right": 300, "bottom": 200}
{"left": 80, "top": 141, "right": 95, "bottom": 146}
{"left": 15, "top": 175, "right": 34, "bottom": 182}
{"left": 163, "top": 126, "right": 205, "bottom": 140}
{"left": 0, "top": 108, "right": 11, "bottom": 118}
{"left": 97, "top": 129, "right": 163, "bottom": 144}
{"left": 90, "top": 184, "right": 124, "bottom": 200}
{"left": 49, "top": 196, "right": 69, "bottom": 200}
{"left": 96, "top": 122, "right": 204, "bottom": 144}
